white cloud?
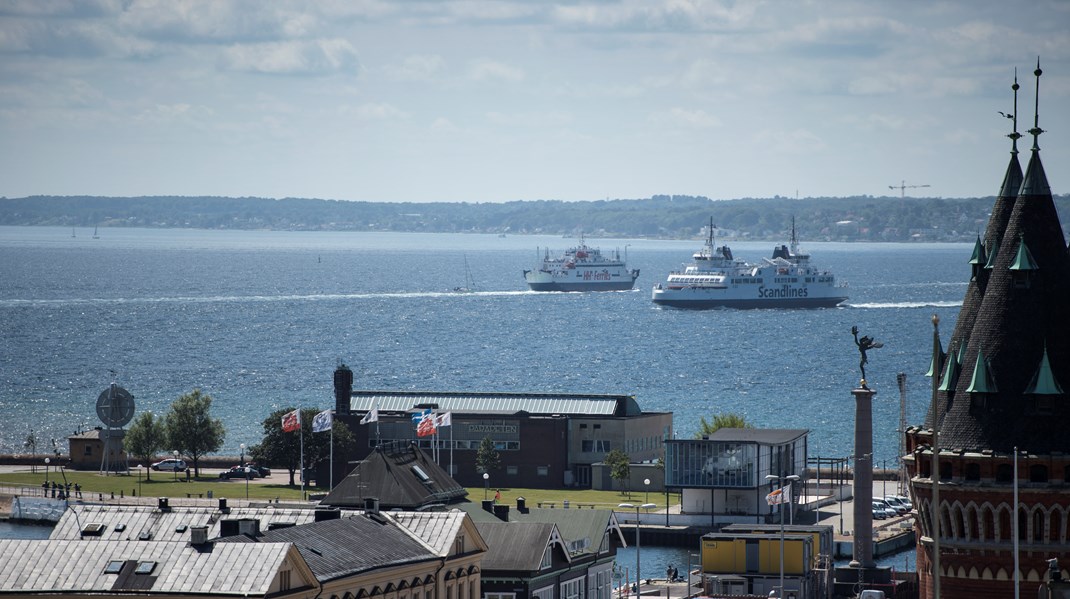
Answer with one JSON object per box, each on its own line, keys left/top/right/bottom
{"left": 386, "top": 54, "right": 445, "bottom": 82}
{"left": 430, "top": 117, "right": 461, "bottom": 133}
{"left": 650, "top": 107, "right": 721, "bottom": 128}
{"left": 468, "top": 59, "right": 524, "bottom": 82}
{"left": 342, "top": 103, "right": 408, "bottom": 121}
{"left": 221, "top": 39, "right": 359, "bottom": 75}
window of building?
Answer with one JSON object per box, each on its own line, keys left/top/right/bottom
{"left": 1029, "top": 464, "right": 1049, "bottom": 483}
{"left": 582, "top": 440, "right": 594, "bottom": 452}
{"left": 593, "top": 424, "right": 600, "bottom": 430}
{"left": 455, "top": 535, "right": 465, "bottom": 555}
{"left": 532, "top": 586, "right": 554, "bottom": 599}
{"left": 579, "top": 424, "right": 588, "bottom": 429}
{"left": 537, "top": 466, "right": 549, "bottom": 476}
{"left": 541, "top": 545, "right": 553, "bottom": 569}
{"left": 134, "top": 561, "right": 156, "bottom": 575}
{"left": 599, "top": 530, "right": 610, "bottom": 553}
{"left": 965, "top": 463, "right": 981, "bottom": 482}
{"left": 103, "top": 561, "right": 124, "bottom": 574}
{"left": 560, "top": 577, "right": 585, "bottom": 599}
{"left": 996, "top": 463, "right": 1013, "bottom": 483}
{"left": 84, "top": 445, "right": 93, "bottom": 456}
{"left": 485, "top": 593, "right": 516, "bottom": 599}
{"left": 507, "top": 465, "right": 518, "bottom": 476}
{"left": 280, "top": 570, "right": 291, "bottom": 591}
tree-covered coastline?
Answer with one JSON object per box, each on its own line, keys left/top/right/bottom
{"left": 3, "top": 194, "right": 1068, "bottom": 242}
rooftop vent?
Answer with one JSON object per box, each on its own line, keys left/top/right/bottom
{"left": 157, "top": 497, "right": 170, "bottom": 511}
{"left": 314, "top": 508, "right": 341, "bottom": 522}
{"left": 218, "top": 497, "right": 229, "bottom": 513}
{"left": 81, "top": 523, "right": 107, "bottom": 537}
{"left": 364, "top": 497, "right": 380, "bottom": 515}
{"left": 190, "top": 526, "right": 209, "bottom": 545}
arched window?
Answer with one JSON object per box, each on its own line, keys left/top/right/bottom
{"left": 1033, "top": 510, "right": 1044, "bottom": 543}
{"left": 1018, "top": 509, "right": 1028, "bottom": 541}
{"left": 1029, "top": 464, "right": 1048, "bottom": 483}
{"left": 996, "top": 464, "right": 1013, "bottom": 483}
{"left": 999, "top": 507, "right": 1012, "bottom": 541}
{"left": 965, "top": 463, "right": 981, "bottom": 482}
{"left": 940, "top": 461, "right": 953, "bottom": 481}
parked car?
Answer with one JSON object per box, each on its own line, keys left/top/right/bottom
{"left": 151, "top": 458, "right": 187, "bottom": 471}
{"left": 890, "top": 494, "right": 913, "bottom": 510}
{"left": 872, "top": 501, "right": 896, "bottom": 520}
{"left": 218, "top": 465, "right": 258, "bottom": 480}
{"left": 881, "top": 496, "right": 910, "bottom": 515}
{"left": 246, "top": 463, "right": 271, "bottom": 477}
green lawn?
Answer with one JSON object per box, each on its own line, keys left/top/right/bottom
{"left": 0, "top": 470, "right": 677, "bottom": 509}
{"left": 0, "top": 471, "right": 316, "bottom": 501}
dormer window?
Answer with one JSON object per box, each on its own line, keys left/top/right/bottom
{"left": 1009, "top": 235, "right": 1038, "bottom": 289}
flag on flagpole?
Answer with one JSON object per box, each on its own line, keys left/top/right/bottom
{"left": 765, "top": 484, "right": 791, "bottom": 506}
{"left": 312, "top": 409, "right": 333, "bottom": 433}
{"left": 360, "top": 403, "right": 379, "bottom": 425}
{"left": 417, "top": 417, "right": 437, "bottom": 438}
{"left": 435, "top": 412, "right": 452, "bottom": 427}
{"left": 281, "top": 409, "right": 300, "bottom": 432}
{"left": 411, "top": 408, "right": 432, "bottom": 424}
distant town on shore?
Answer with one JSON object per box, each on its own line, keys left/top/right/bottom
{"left": 3, "top": 193, "right": 1069, "bottom": 243}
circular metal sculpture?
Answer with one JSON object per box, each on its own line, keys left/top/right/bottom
{"left": 96, "top": 384, "right": 135, "bottom": 428}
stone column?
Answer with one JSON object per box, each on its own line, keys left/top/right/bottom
{"left": 850, "top": 386, "right": 876, "bottom": 569}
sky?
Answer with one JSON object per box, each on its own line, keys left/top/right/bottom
{"left": 1, "top": 1, "right": 1069, "bottom": 203}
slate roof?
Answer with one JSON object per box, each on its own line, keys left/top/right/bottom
{"left": 50, "top": 504, "right": 358, "bottom": 542}
{"left": 321, "top": 441, "right": 467, "bottom": 510}
{"left": 386, "top": 510, "right": 469, "bottom": 556}
{"left": 221, "top": 514, "right": 436, "bottom": 583}
{"left": 473, "top": 521, "right": 560, "bottom": 571}
{"left": 0, "top": 538, "right": 295, "bottom": 595}
{"left": 457, "top": 502, "right": 623, "bottom": 559}
{"left": 926, "top": 67, "right": 1070, "bottom": 453}
{"left": 349, "top": 390, "right": 647, "bottom": 417}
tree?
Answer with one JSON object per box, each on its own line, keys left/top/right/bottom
{"left": 695, "top": 413, "right": 752, "bottom": 438}
{"left": 125, "top": 411, "right": 166, "bottom": 481}
{"left": 475, "top": 436, "right": 500, "bottom": 474}
{"left": 605, "top": 449, "right": 631, "bottom": 495}
{"left": 249, "top": 407, "right": 355, "bottom": 488}
{"left": 164, "top": 389, "right": 225, "bottom": 477}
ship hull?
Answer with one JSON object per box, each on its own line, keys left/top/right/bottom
{"left": 528, "top": 280, "right": 639, "bottom": 292}
{"left": 652, "top": 287, "right": 846, "bottom": 309}
{"left": 525, "top": 269, "right": 639, "bottom": 292}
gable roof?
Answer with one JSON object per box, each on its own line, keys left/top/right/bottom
{"left": 321, "top": 441, "right": 467, "bottom": 510}
{"left": 0, "top": 538, "right": 306, "bottom": 596}
{"left": 457, "top": 502, "right": 623, "bottom": 559}
{"left": 225, "top": 514, "right": 436, "bottom": 583}
{"left": 473, "top": 521, "right": 564, "bottom": 571}
{"left": 386, "top": 510, "right": 473, "bottom": 556}
{"left": 50, "top": 503, "right": 359, "bottom": 542}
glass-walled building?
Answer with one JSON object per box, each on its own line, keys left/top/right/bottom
{"left": 665, "top": 428, "right": 808, "bottom": 524}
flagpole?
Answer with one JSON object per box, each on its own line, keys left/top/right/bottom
{"left": 300, "top": 409, "right": 305, "bottom": 499}
{"left": 329, "top": 411, "right": 334, "bottom": 490}
{"left": 450, "top": 421, "right": 454, "bottom": 477}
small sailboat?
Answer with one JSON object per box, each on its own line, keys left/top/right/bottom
{"left": 452, "top": 255, "right": 476, "bottom": 293}
{"left": 92, "top": 226, "right": 100, "bottom": 239}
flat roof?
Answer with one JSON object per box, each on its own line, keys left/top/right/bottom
{"left": 695, "top": 428, "right": 809, "bottom": 444}
{"left": 350, "top": 390, "right": 650, "bottom": 417}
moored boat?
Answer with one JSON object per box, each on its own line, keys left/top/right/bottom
{"left": 651, "top": 218, "right": 847, "bottom": 309}
{"left": 523, "top": 237, "right": 639, "bottom": 292}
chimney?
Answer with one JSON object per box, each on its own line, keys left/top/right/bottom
{"left": 157, "top": 497, "right": 170, "bottom": 511}
{"left": 364, "top": 497, "right": 379, "bottom": 515}
{"left": 218, "top": 498, "right": 229, "bottom": 513}
{"left": 481, "top": 500, "right": 494, "bottom": 513}
{"left": 516, "top": 497, "right": 529, "bottom": 514}
{"left": 493, "top": 504, "right": 510, "bottom": 521}
{"left": 190, "top": 526, "right": 209, "bottom": 546}
{"left": 334, "top": 364, "right": 353, "bottom": 415}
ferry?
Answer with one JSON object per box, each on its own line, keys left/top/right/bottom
{"left": 651, "top": 219, "right": 847, "bottom": 309}
{"left": 523, "top": 238, "right": 640, "bottom": 292}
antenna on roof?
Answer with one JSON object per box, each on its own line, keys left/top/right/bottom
{"left": 1029, "top": 57, "right": 1044, "bottom": 151}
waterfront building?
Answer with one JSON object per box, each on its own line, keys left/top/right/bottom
{"left": 664, "top": 428, "right": 808, "bottom": 523}
{"left": 331, "top": 367, "right": 673, "bottom": 489}
{"left": 904, "top": 65, "right": 1070, "bottom": 598}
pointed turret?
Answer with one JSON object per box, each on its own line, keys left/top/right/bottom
{"left": 938, "top": 59, "right": 1070, "bottom": 453}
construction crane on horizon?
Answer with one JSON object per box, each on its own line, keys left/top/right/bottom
{"left": 889, "top": 180, "right": 931, "bottom": 198}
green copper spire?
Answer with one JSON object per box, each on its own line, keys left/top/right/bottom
{"left": 969, "top": 235, "right": 986, "bottom": 265}
{"left": 1024, "top": 344, "right": 1064, "bottom": 395}
{"left": 1009, "top": 235, "right": 1038, "bottom": 271}
{"left": 937, "top": 343, "right": 960, "bottom": 392}
{"left": 966, "top": 350, "right": 998, "bottom": 394}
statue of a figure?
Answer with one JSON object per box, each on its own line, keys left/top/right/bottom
{"left": 851, "top": 326, "right": 883, "bottom": 387}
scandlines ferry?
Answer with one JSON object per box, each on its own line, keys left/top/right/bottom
{"left": 523, "top": 237, "right": 640, "bottom": 292}
{"left": 651, "top": 219, "right": 847, "bottom": 309}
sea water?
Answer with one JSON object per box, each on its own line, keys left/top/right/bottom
{"left": 0, "top": 226, "right": 965, "bottom": 464}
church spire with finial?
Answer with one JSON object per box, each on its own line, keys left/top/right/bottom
{"left": 1020, "top": 57, "right": 1050, "bottom": 197}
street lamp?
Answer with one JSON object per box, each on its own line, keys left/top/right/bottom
{"left": 44, "top": 457, "right": 50, "bottom": 485}
{"left": 644, "top": 478, "right": 650, "bottom": 504}
{"left": 619, "top": 502, "right": 657, "bottom": 596}
{"left": 483, "top": 472, "right": 489, "bottom": 500}
{"left": 765, "top": 473, "right": 801, "bottom": 598}
{"left": 136, "top": 464, "right": 143, "bottom": 497}
{"left": 240, "top": 443, "right": 248, "bottom": 500}
{"left": 173, "top": 450, "right": 179, "bottom": 482}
